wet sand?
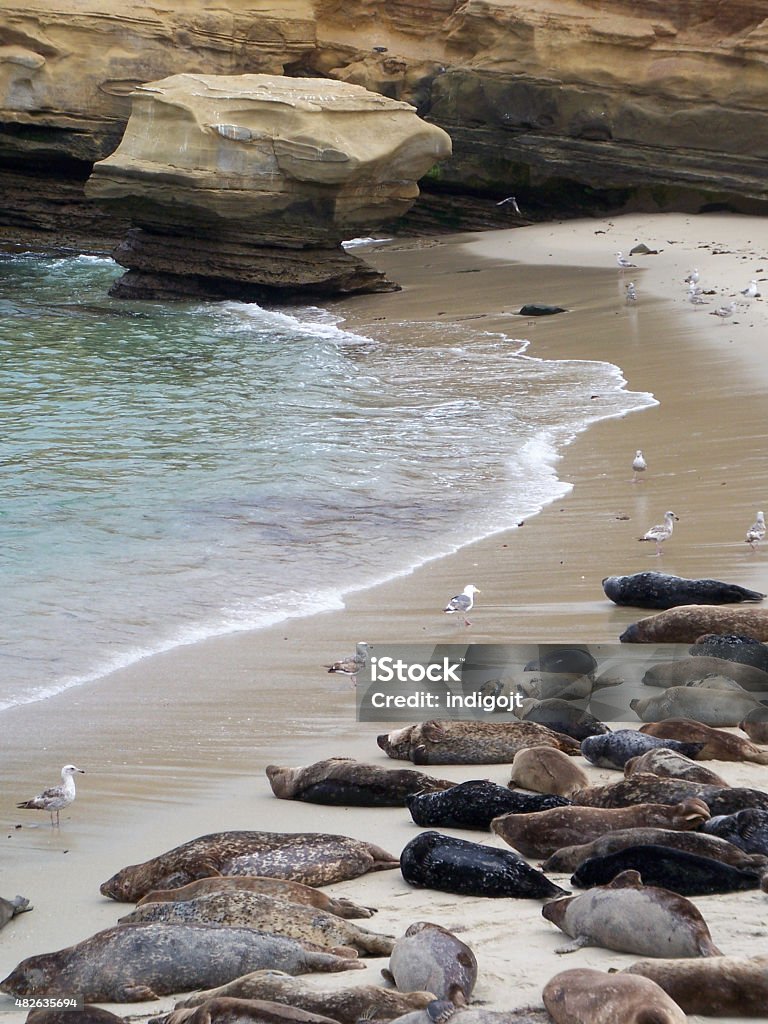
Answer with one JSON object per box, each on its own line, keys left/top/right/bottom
{"left": 2, "top": 213, "right": 768, "bottom": 1023}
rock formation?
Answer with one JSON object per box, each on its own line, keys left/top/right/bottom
{"left": 84, "top": 73, "right": 451, "bottom": 299}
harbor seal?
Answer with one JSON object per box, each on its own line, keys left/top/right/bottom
{"left": 376, "top": 720, "right": 579, "bottom": 765}
{"left": 27, "top": 1010, "right": 124, "bottom": 1024}
{"left": 0, "top": 895, "right": 31, "bottom": 931}
{"left": 490, "top": 799, "right": 708, "bottom": 858}
{"left": 406, "top": 780, "right": 568, "bottom": 830}
{"left": 543, "top": 967, "right": 686, "bottom": 1024}
{"left": 378, "top": 1011, "right": 553, "bottom": 1024}
{"left": 508, "top": 746, "right": 589, "bottom": 798}
{"left": 382, "top": 922, "right": 477, "bottom": 1005}
{"left": 100, "top": 832, "right": 399, "bottom": 902}
{"left": 0, "top": 923, "right": 362, "bottom": 1002}
{"left": 620, "top": 605, "right": 768, "bottom": 643}
{"left": 740, "top": 705, "right": 768, "bottom": 744}
{"left": 153, "top": 998, "right": 339, "bottom": 1024}
{"left": 580, "top": 731, "right": 703, "bottom": 770}
{"left": 623, "top": 954, "right": 768, "bottom": 1016}
{"left": 515, "top": 698, "right": 610, "bottom": 740}
{"left": 265, "top": 759, "right": 453, "bottom": 807}
{"left": 118, "top": 891, "right": 395, "bottom": 955}
{"left": 523, "top": 648, "right": 597, "bottom": 676}
{"left": 541, "top": 870, "right": 722, "bottom": 957}
{"left": 400, "top": 831, "right": 568, "bottom": 900}
{"left": 541, "top": 825, "right": 768, "bottom": 873}
{"left": 175, "top": 969, "right": 436, "bottom": 1022}
{"left": 623, "top": 749, "right": 728, "bottom": 787}
{"left": 629, "top": 686, "right": 764, "bottom": 727}
{"left": 640, "top": 718, "right": 768, "bottom": 763}
{"left": 690, "top": 633, "right": 768, "bottom": 671}
{"left": 138, "top": 875, "right": 375, "bottom": 919}
{"left": 701, "top": 809, "right": 768, "bottom": 855}
{"left": 642, "top": 655, "right": 768, "bottom": 693}
{"left": 570, "top": 844, "right": 764, "bottom": 895}
{"left": 572, "top": 773, "right": 768, "bottom": 815}
{"left": 602, "top": 571, "right": 765, "bottom": 609}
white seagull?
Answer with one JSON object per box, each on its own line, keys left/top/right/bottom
{"left": 639, "top": 511, "right": 679, "bottom": 556}
{"left": 684, "top": 268, "right": 700, "bottom": 286}
{"left": 632, "top": 449, "right": 647, "bottom": 482}
{"left": 17, "top": 764, "right": 85, "bottom": 827}
{"left": 444, "top": 584, "right": 481, "bottom": 626}
{"left": 626, "top": 282, "right": 637, "bottom": 304}
{"left": 325, "top": 641, "right": 371, "bottom": 687}
{"left": 709, "top": 301, "right": 736, "bottom": 321}
{"left": 615, "top": 252, "right": 636, "bottom": 270}
{"left": 746, "top": 511, "right": 766, "bottom": 550}
{"left": 688, "top": 290, "right": 709, "bottom": 307}
{"left": 740, "top": 280, "right": 760, "bottom": 299}
{"left": 496, "top": 196, "right": 521, "bottom": 215}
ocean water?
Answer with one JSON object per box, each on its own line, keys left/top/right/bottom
{"left": 0, "top": 252, "right": 656, "bottom": 712}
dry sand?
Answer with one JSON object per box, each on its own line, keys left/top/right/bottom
{"left": 2, "top": 213, "right": 768, "bottom": 1024}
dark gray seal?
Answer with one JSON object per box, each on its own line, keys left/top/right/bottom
{"left": 642, "top": 655, "right": 768, "bottom": 693}
{"left": 570, "top": 844, "right": 764, "bottom": 896}
{"left": 400, "top": 831, "right": 568, "bottom": 900}
{"left": 524, "top": 648, "right": 597, "bottom": 676}
{"left": 543, "top": 968, "right": 687, "bottom": 1024}
{"left": 382, "top": 922, "right": 478, "bottom": 1005}
{"left": 603, "top": 571, "right": 765, "bottom": 609}
{"left": 571, "top": 773, "right": 768, "bottom": 814}
{"left": 516, "top": 698, "right": 610, "bottom": 740}
{"left": 377, "top": 720, "right": 579, "bottom": 764}
{"left": 0, "top": 923, "right": 362, "bottom": 1002}
{"left": 0, "top": 895, "right": 31, "bottom": 931}
{"left": 690, "top": 633, "right": 768, "bottom": 671}
{"left": 518, "top": 304, "right": 567, "bottom": 316}
{"left": 27, "top": 1010, "right": 124, "bottom": 1024}
{"left": 406, "top": 780, "right": 569, "bottom": 830}
{"left": 100, "top": 831, "right": 399, "bottom": 902}
{"left": 622, "top": 955, "right": 768, "bottom": 1017}
{"left": 740, "top": 705, "right": 768, "bottom": 743}
{"left": 700, "top": 809, "right": 768, "bottom": 855}
{"left": 265, "top": 759, "right": 453, "bottom": 806}
{"left": 580, "top": 731, "right": 703, "bottom": 770}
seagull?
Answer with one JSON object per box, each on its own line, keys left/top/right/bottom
{"left": 746, "top": 511, "right": 766, "bottom": 550}
{"left": 615, "top": 252, "right": 636, "bottom": 270}
{"left": 709, "top": 301, "right": 736, "bottom": 321}
{"left": 325, "top": 641, "right": 371, "bottom": 687}
{"left": 444, "top": 584, "right": 481, "bottom": 626}
{"left": 740, "top": 279, "right": 760, "bottom": 299}
{"left": 638, "top": 511, "right": 679, "bottom": 556}
{"left": 632, "top": 449, "right": 647, "bottom": 482}
{"left": 687, "top": 280, "right": 703, "bottom": 296}
{"left": 625, "top": 282, "right": 637, "bottom": 304}
{"left": 496, "top": 196, "right": 522, "bottom": 215}
{"left": 17, "top": 764, "right": 85, "bottom": 827}
{"left": 688, "top": 291, "right": 709, "bottom": 307}
{"left": 684, "top": 268, "right": 700, "bottom": 286}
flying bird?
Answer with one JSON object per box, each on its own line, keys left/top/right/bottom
{"left": 638, "top": 511, "right": 679, "bottom": 556}
{"left": 17, "top": 764, "right": 85, "bottom": 827}
{"left": 444, "top": 584, "right": 481, "bottom": 626}
{"left": 746, "top": 511, "right": 766, "bottom": 550}
{"left": 632, "top": 449, "right": 647, "bottom": 482}
{"left": 325, "top": 641, "right": 372, "bottom": 687}
{"left": 496, "top": 196, "right": 522, "bottom": 215}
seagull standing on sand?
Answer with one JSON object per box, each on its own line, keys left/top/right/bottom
{"left": 325, "top": 641, "right": 371, "bottom": 687}
{"left": 632, "top": 449, "right": 647, "bottom": 482}
{"left": 625, "top": 282, "right": 637, "bottom": 304}
{"left": 444, "top": 584, "right": 481, "bottom": 626}
{"left": 684, "top": 268, "right": 700, "bottom": 286}
{"left": 639, "top": 511, "right": 679, "bottom": 556}
{"left": 17, "top": 764, "right": 85, "bottom": 827}
{"left": 746, "top": 511, "right": 766, "bottom": 550}
{"left": 688, "top": 290, "right": 709, "bottom": 307}
{"left": 710, "top": 301, "right": 736, "bottom": 322}
{"left": 615, "top": 252, "right": 636, "bottom": 271}
{"left": 740, "top": 280, "right": 760, "bottom": 299}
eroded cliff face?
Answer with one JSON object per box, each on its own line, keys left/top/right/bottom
{"left": 1, "top": 0, "right": 767, "bottom": 249}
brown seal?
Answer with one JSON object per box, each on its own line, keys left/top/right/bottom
{"left": 623, "top": 954, "right": 768, "bottom": 1016}
{"left": 26, "top": 1010, "right": 124, "bottom": 1024}
{"left": 490, "top": 799, "right": 708, "bottom": 858}
{"left": 642, "top": 655, "right": 768, "bottom": 691}
{"left": 508, "top": 746, "right": 589, "bottom": 798}
{"left": 630, "top": 686, "right": 763, "bottom": 727}
{"left": 620, "top": 605, "right": 768, "bottom": 644}
{"left": 118, "top": 891, "right": 395, "bottom": 956}
{"left": 382, "top": 922, "right": 477, "bottom": 1005}
{"left": 541, "top": 825, "right": 768, "bottom": 873}
{"left": 138, "top": 875, "right": 375, "bottom": 919}
{"left": 376, "top": 720, "right": 580, "bottom": 765}
{"left": 541, "top": 870, "right": 722, "bottom": 957}
{"left": 623, "top": 748, "right": 728, "bottom": 787}
{"left": 153, "top": 997, "right": 340, "bottom": 1024}
{"left": 640, "top": 719, "right": 768, "bottom": 763}
{"left": 543, "top": 967, "right": 686, "bottom": 1024}
{"left": 0, "top": 923, "right": 362, "bottom": 1002}
{"left": 174, "top": 969, "right": 436, "bottom": 1022}
{"left": 265, "top": 758, "right": 454, "bottom": 806}
{"left": 571, "top": 773, "right": 768, "bottom": 815}
{"left": 100, "top": 831, "right": 399, "bottom": 902}
{"left": 740, "top": 706, "right": 768, "bottom": 744}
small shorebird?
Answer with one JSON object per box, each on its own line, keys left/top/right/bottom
{"left": 444, "top": 584, "right": 481, "bottom": 626}
{"left": 325, "top": 641, "right": 371, "bottom": 687}
{"left": 496, "top": 196, "right": 521, "bottom": 215}
{"left": 625, "top": 282, "right": 637, "bottom": 304}
{"left": 684, "top": 268, "right": 700, "bottom": 286}
{"left": 632, "top": 449, "right": 647, "bottom": 482}
{"left": 615, "top": 252, "right": 636, "bottom": 271}
{"left": 17, "top": 764, "right": 85, "bottom": 827}
{"left": 710, "top": 301, "right": 736, "bottom": 321}
{"left": 746, "top": 511, "right": 766, "bottom": 550}
{"left": 741, "top": 279, "right": 760, "bottom": 299}
{"left": 639, "top": 511, "right": 679, "bottom": 556}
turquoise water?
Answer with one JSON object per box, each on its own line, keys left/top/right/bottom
{"left": 0, "top": 252, "right": 655, "bottom": 710}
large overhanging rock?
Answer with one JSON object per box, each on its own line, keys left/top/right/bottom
{"left": 85, "top": 73, "right": 451, "bottom": 299}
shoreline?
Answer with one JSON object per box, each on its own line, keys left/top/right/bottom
{"left": 2, "top": 212, "right": 768, "bottom": 1023}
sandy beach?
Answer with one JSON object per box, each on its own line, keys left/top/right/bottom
{"left": 2, "top": 212, "right": 768, "bottom": 1024}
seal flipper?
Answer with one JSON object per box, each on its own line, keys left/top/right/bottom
{"left": 426, "top": 1000, "right": 457, "bottom": 1023}
{"left": 555, "top": 934, "right": 594, "bottom": 955}
{"left": 120, "top": 984, "right": 161, "bottom": 1000}
{"left": 606, "top": 869, "right": 644, "bottom": 889}
{"left": 380, "top": 967, "right": 395, "bottom": 984}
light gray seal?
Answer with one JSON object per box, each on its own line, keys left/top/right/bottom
{"left": 376, "top": 720, "right": 579, "bottom": 764}
{"left": 580, "top": 730, "right": 703, "bottom": 769}
{"left": 701, "top": 809, "right": 768, "bottom": 855}
{"left": 740, "top": 705, "right": 768, "bottom": 743}
{"left": 623, "top": 748, "right": 728, "bottom": 787}
{"left": 153, "top": 998, "right": 340, "bottom": 1024}
{"left": 118, "top": 890, "right": 394, "bottom": 955}
{"left": 603, "top": 571, "right": 765, "bottom": 609}
{"left": 515, "top": 698, "right": 610, "bottom": 740}
{"left": 0, "top": 923, "right": 362, "bottom": 1002}
{"left": 543, "top": 967, "right": 686, "bottom": 1024}
{"left": 265, "top": 759, "right": 454, "bottom": 806}
{"left": 640, "top": 718, "right": 768, "bottom": 763}
{"left": 382, "top": 922, "right": 477, "bottom": 1006}
{"left": 0, "top": 895, "right": 31, "bottom": 931}
{"left": 623, "top": 954, "right": 768, "bottom": 1016}
{"left": 100, "top": 831, "right": 399, "bottom": 902}
{"left": 642, "top": 655, "right": 768, "bottom": 693}
{"left": 541, "top": 869, "right": 722, "bottom": 957}
{"left": 629, "top": 686, "right": 764, "bottom": 727}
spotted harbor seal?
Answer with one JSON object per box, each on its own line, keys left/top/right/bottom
{"left": 400, "top": 831, "right": 567, "bottom": 899}
{"left": 642, "top": 655, "right": 768, "bottom": 693}
{"left": 0, "top": 923, "right": 362, "bottom": 1002}
{"left": 620, "top": 605, "right": 768, "bottom": 643}
{"left": 571, "top": 844, "right": 764, "bottom": 895}
{"left": 580, "top": 731, "right": 703, "bottom": 770}
{"left": 382, "top": 922, "right": 477, "bottom": 1006}
{"left": 543, "top": 967, "right": 686, "bottom": 1024}
{"left": 265, "top": 759, "right": 454, "bottom": 807}
{"left": 27, "top": 1009, "right": 124, "bottom": 1024}
{"left": 153, "top": 998, "right": 340, "bottom": 1024}
{"left": 377, "top": 720, "right": 579, "bottom": 765}
{"left": 175, "top": 969, "right": 436, "bottom": 1022}
{"left": 491, "top": 799, "right": 708, "bottom": 858}
{"left": 118, "top": 891, "right": 394, "bottom": 955}
{"left": 406, "top": 780, "right": 568, "bottom": 830}
{"left": 639, "top": 718, "right": 768, "bottom": 763}
{"left": 603, "top": 571, "right": 765, "bottom": 610}
{"left": 690, "top": 633, "right": 768, "bottom": 671}
{"left": 622, "top": 954, "right": 768, "bottom": 1016}
{"left": 629, "top": 686, "right": 765, "bottom": 727}
{"left": 508, "top": 746, "right": 588, "bottom": 798}
{"left": 572, "top": 773, "right": 768, "bottom": 815}
{"left": 623, "top": 749, "right": 728, "bottom": 787}
{"left": 100, "top": 832, "right": 399, "bottom": 902}
{"left": 138, "top": 875, "right": 375, "bottom": 919}
{"left": 701, "top": 809, "right": 768, "bottom": 855}
{"left": 541, "top": 870, "right": 722, "bottom": 957}
{"left": 0, "top": 895, "right": 31, "bottom": 931}
{"left": 515, "top": 698, "right": 610, "bottom": 740}
{"left": 541, "top": 825, "right": 768, "bottom": 873}
{"left": 740, "top": 705, "right": 768, "bottom": 743}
